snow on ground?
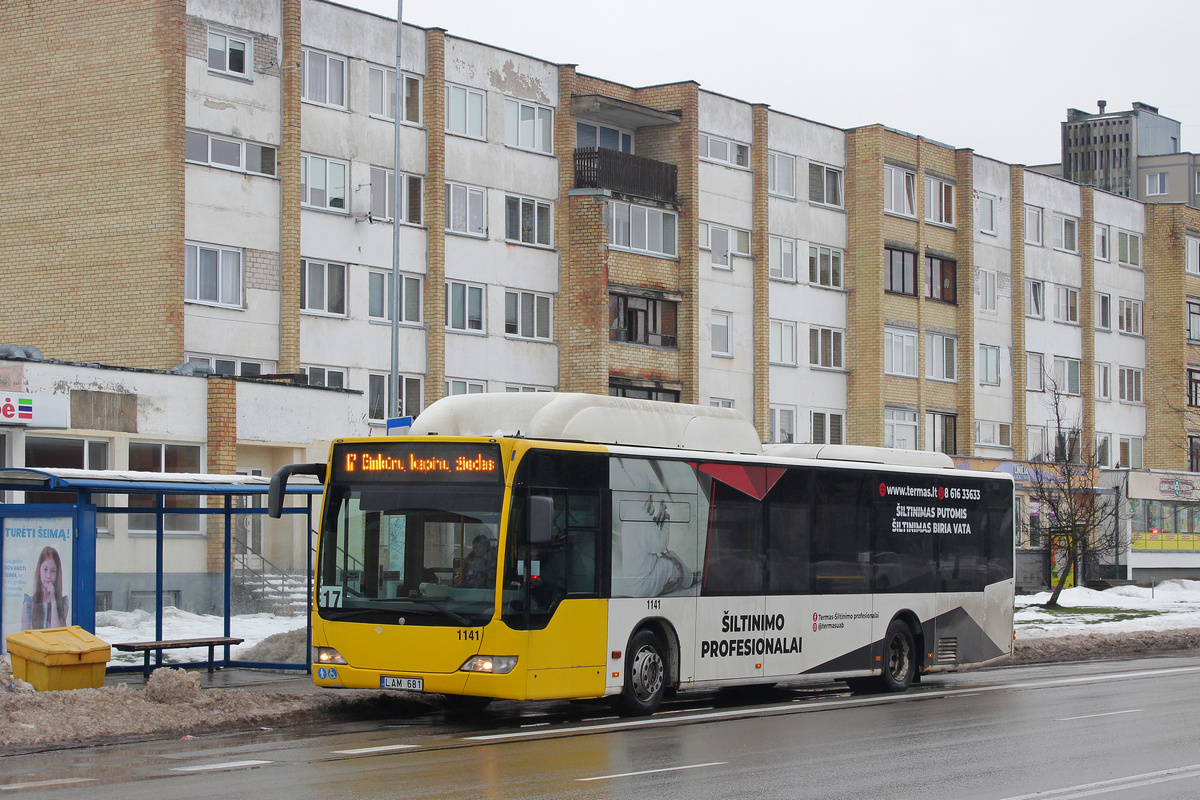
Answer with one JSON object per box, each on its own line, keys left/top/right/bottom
{"left": 96, "top": 607, "right": 309, "bottom": 667}
{"left": 1015, "top": 579, "right": 1200, "bottom": 639}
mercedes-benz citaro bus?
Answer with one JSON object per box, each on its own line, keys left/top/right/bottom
{"left": 268, "top": 392, "right": 1015, "bottom": 715}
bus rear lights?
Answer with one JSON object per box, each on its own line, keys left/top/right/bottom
{"left": 460, "top": 655, "right": 518, "bottom": 674}
{"left": 611, "top": 651, "right": 622, "bottom": 660}
{"left": 316, "top": 647, "right": 348, "bottom": 666}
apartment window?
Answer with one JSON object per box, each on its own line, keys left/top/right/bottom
{"left": 185, "top": 132, "right": 276, "bottom": 176}
{"left": 925, "top": 176, "right": 955, "bottom": 226}
{"left": 610, "top": 202, "right": 678, "bottom": 257}
{"left": 1025, "top": 206, "right": 1043, "bottom": 245}
{"left": 1192, "top": 436, "right": 1200, "bottom": 473}
{"left": 978, "top": 344, "right": 1001, "bottom": 386}
{"left": 979, "top": 269, "right": 997, "bottom": 312}
{"left": 25, "top": 437, "right": 110, "bottom": 523}
{"left": 884, "top": 328, "right": 918, "bottom": 377}
{"left": 1118, "top": 231, "right": 1142, "bottom": 267}
{"left": 505, "top": 290, "right": 552, "bottom": 340}
{"left": 1096, "top": 293, "right": 1112, "bottom": 331}
{"left": 926, "top": 333, "right": 957, "bottom": 381}
{"left": 769, "top": 236, "right": 796, "bottom": 281}
{"left": 812, "top": 411, "right": 844, "bottom": 445}
{"left": 884, "top": 165, "right": 916, "bottom": 216}
{"left": 368, "top": 271, "right": 421, "bottom": 324}
{"left": 446, "top": 183, "right": 486, "bottom": 236}
{"left": 301, "top": 366, "right": 345, "bottom": 389}
{"left": 809, "top": 163, "right": 843, "bottom": 207}
{"left": 711, "top": 311, "right": 732, "bottom": 356}
{"left": 368, "top": 373, "right": 423, "bottom": 422}
{"left": 368, "top": 67, "right": 420, "bottom": 123}
{"left": 507, "top": 385, "right": 552, "bottom": 393}
{"left": 370, "top": 168, "right": 422, "bottom": 224}
{"left": 446, "top": 281, "right": 485, "bottom": 332}
{"left": 701, "top": 223, "right": 750, "bottom": 267}
{"left": 1189, "top": 301, "right": 1200, "bottom": 341}
{"left": 884, "top": 247, "right": 917, "bottom": 296}
{"left": 1118, "top": 298, "right": 1143, "bottom": 335}
{"left": 302, "top": 49, "right": 346, "bottom": 109}
{"left": 769, "top": 320, "right": 796, "bottom": 365}
{"left": 809, "top": 245, "right": 844, "bottom": 289}
{"left": 1027, "top": 426, "right": 1047, "bottom": 462}
{"left": 884, "top": 408, "right": 918, "bottom": 449}
{"left": 1187, "top": 236, "right": 1200, "bottom": 275}
{"left": 768, "top": 152, "right": 796, "bottom": 198}
{"left": 770, "top": 406, "right": 795, "bottom": 444}
{"left": 925, "top": 257, "right": 957, "bottom": 303}
{"left": 1054, "top": 429, "right": 1082, "bottom": 464}
{"left": 1053, "top": 357, "right": 1081, "bottom": 395}
{"left": 301, "top": 154, "right": 348, "bottom": 211}
{"left": 1118, "top": 436, "right": 1143, "bottom": 469}
{"left": 699, "top": 133, "right": 748, "bottom": 168}
{"left": 1096, "top": 363, "right": 1111, "bottom": 401}
{"left": 1190, "top": 369, "right": 1200, "bottom": 407}
{"left": 610, "top": 383, "right": 679, "bottom": 403}
{"left": 185, "top": 242, "right": 242, "bottom": 307}
{"left": 505, "top": 196, "right": 552, "bottom": 246}
{"left": 1026, "top": 279, "right": 1045, "bottom": 319}
{"left": 1053, "top": 216, "right": 1078, "bottom": 253}
{"left": 446, "top": 84, "right": 485, "bottom": 138}
{"left": 978, "top": 194, "right": 996, "bottom": 235}
{"left": 128, "top": 442, "right": 203, "bottom": 532}
{"left": 1027, "top": 352, "right": 1044, "bottom": 391}
{"left": 707, "top": 398, "right": 733, "bottom": 409}
{"left": 975, "top": 420, "right": 1012, "bottom": 449}
{"left": 609, "top": 293, "right": 677, "bottom": 347}
{"left": 207, "top": 30, "right": 250, "bottom": 79}
{"left": 505, "top": 98, "right": 553, "bottom": 154}
{"left": 1095, "top": 224, "right": 1110, "bottom": 261}
{"left": 186, "top": 355, "right": 266, "bottom": 377}
{"left": 300, "top": 259, "right": 346, "bottom": 316}
{"left": 1146, "top": 172, "right": 1169, "bottom": 196}
{"left": 577, "top": 121, "right": 632, "bottom": 153}
{"left": 1118, "top": 367, "right": 1143, "bottom": 403}
{"left": 1054, "top": 286, "right": 1079, "bottom": 324}
{"left": 925, "top": 412, "right": 957, "bottom": 456}
{"left": 1096, "top": 433, "right": 1112, "bottom": 468}
{"left": 809, "top": 326, "right": 844, "bottom": 369}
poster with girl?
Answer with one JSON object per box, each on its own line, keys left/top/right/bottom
{"left": 1, "top": 517, "right": 72, "bottom": 650}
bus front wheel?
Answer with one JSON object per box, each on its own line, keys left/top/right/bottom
{"left": 879, "top": 619, "right": 916, "bottom": 692}
{"left": 619, "top": 629, "right": 667, "bottom": 715}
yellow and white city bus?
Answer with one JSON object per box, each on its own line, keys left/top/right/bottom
{"left": 269, "top": 393, "right": 1015, "bottom": 715}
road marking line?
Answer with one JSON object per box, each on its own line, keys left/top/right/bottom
{"left": 998, "top": 763, "right": 1200, "bottom": 799}
{"left": 171, "top": 760, "right": 273, "bottom": 772}
{"left": 577, "top": 762, "right": 727, "bottom": 782}
{"left": 331, "top": 744, "right": 419, "bottom": 755}
{"left": 1, "top": 778, "right": 96, "bottom": 791}
{"left": 1056, "top": 709, "right": 1141, "bottom": 721}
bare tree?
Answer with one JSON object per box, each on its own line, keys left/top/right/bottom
{"left": 1028, "top": 381, "right": 1119, "bottom": 608}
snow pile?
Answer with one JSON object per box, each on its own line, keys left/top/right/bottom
{"left": 96, "top": 607, "right": 308, "bottom": 666}
{"left": 145, "top": 668, "right": 202, "bottom": 704}
{"left": 1015, "top": 580, "right": 1200, "bottom": 639}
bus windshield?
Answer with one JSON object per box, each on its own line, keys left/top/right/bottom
{"left": 316, "top": 442, "right": 505, "bottom": 626}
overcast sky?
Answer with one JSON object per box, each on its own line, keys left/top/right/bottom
{"left": 337, "top": 0, "right": 1198, "bottom": 168}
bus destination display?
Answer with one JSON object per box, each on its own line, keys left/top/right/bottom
{"left": 332, "top": 443, "right": 503, "bottom": 483}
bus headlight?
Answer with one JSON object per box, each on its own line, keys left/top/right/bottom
{"left": 459, "top": 655, "right": 518, "bottom": 674}
{"left": 316, "top": 646, "right": 348, "bottom": 665}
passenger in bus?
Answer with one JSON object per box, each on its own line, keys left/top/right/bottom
{"left": 459, "top": 535, "right": 496, "bottom": 588}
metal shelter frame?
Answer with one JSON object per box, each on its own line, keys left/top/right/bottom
{"left": 0, "top": 468, "right": 321, "bottom": 674}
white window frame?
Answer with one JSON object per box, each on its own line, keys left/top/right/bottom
{"left": 978, "top": 193, "right": 996, "bottom": 235}
{"left": 504, "top": 290, "right": 552, "bottom": 340}
{"left": 809, "top": 162, "right": 843, "bottom": 207}
{"left": 809, "top": 326, "right": 844, "bottom": 370}
{"left": 1118, "top": 231, "right": 1142, "bottom": 268}
{"left": 709, "top": 398, "right": 734, "bottom": 409}
{"left": 505, "top": 195, "right": 553, "bottom": 246}
{"left": 711, "top": 311, "right": 732, "bottom": 357}
{"left": 1026, "top": 279, "right": 1045, "bottom": 319}
{"left": 368, "top": 66, "right": 421, "bottom": 124}
{"left": 925, "top": 412, "right": 957, "bottom": 456}
{"left": 811, "top": 410, "right": 845, "bottom": 445}
{"left": 1188, "top": 300, "right": 1200, "bottom": 341}
{"left": 769, "top": 236, "right": 796, "bottom": 282}
{"left": 1187, "top": 236, "right": 1200, "bottom": 276}
{"left": 1026, "top": 352, "right": 1044, "bottom": 391}
{"left": 1118, "top": 435, "right": 1144, "bottom": 469}
{"left": 1054, "top": 285, "right": 1080, "bottom": 324}
{"left": 770, "top": 405, "right": 796, "bottom": 444}
{"left": 446, "top": 379, "right": 486, "bottom": 396}
{"left": 185, "top": 242, "right": 243, "bottom": 308}
{"left": 769, "top": 319, "right": 796, "bottom": 366}
{"left": 368, "top": 270, "right": 421, "bottom": 325}
{"left": 301, "top": 48, "right": 347, "bottom": 110}
{"left": 699, "top": 133, "right": 749, "bottom": 168}
{"left": 506, "top": 384, "right": 553, "bottom": 393}
{"left": 979, "top": 269, "right": 997, "bottom": 312}
{"left": 446, "top": 280, "right": 485, "bottom": 333}
{"left": 925, "top": 332, "right": 957, "bottom": 382}
{"left": 207, "top": 29, "right": 251, "bottom": 80}
{"left": 1096, "top": 432, "right": 1112, "bottom": 468}
{"left": 609, "top": 201, "right": 678, "bottom": 257}
{"left": 446, "top": 182, "right": 486, "bottom": 237}
{"left": 1025, "top": 206, "right": 1043, "bottom": 245}
{"left": 1118, "top": 366, "right": 1143, "bottom": 403}
{"left": 368, "top": 373, "right": 424, "bottom": 422}
{"left": 884, "top": 328, "right": 918, "bottom": 377}
{"left": 1053, "top": 356, "right": 1081, "bottom": 396}
{"left": 768, "top": 151, "right": 796, "bottom": 199}
{"left": 576, "top": 120, "right": 633, "bottom": 153}
{"left": 370, "top": 168, "right": 422, "bottom": 225}
{"left": 1096, "top": 292, "right": 1112, "bottom": 331}
{"left": 301, "top": 153, "right": 348, "bottom": 211}
{"left": 446, "top": 84, "right": 485, "bottom": 139}
{"left": 186, "top": 354, "right": 269, "bottom": 378}
{"left": 186, "top": 131, "right": 276, "bottom": 177}
{"left": 1053, "top": 215, "right": 1079, "bottom": 253}
{"left": 504, "top": 98, "right": 553, "bottom": 154}
{"left": 884, "top": 407, "right": 918, "bottom": 449}
{"left": 884, "top": 164, "right": 916, "bottom": 217}
{"left": 978, "top": 344, "right": 1001, "bottom": 386}
{"left": 1027, "top": 425, "right": 1047, "bottom": 462}
{"left": 1096, "top": 362, "right": 1111, "bottom": 401}
{"left": 300, "top": 365, "right": 346, "bottom": 389}
{"left": 300, "top": 258, "right": 347, "bottom": 316}
{"left": 1146, "top": 172, "right": 1169, "bottom": 196}
{"left": 1118, "top": 298, "right": 1143, "bottom": 335}
{"left": 975, "top": 420, "right": 1012, "bottom": 449}
{"left": 808, "top": 245, "right": 844, "bottom": 289}
{"left": 1095, "top": 224, "right": 1110, "bottom": 261}
{"left": 924, "top": 176, "right": 955, "bottom": 226}
{"left": 700, "top": 223, "right": 751, "bottom": 268}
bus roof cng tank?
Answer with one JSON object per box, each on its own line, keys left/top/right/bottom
{"left": 408, "top": 392, "right": 764, "bottom": 455}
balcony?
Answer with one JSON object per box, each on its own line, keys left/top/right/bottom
{"left": 574, "top": 147, "right": 678, "bottom": 204}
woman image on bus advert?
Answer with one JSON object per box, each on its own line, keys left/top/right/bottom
{"left": 21, "top": 546, "right": 70, "bottom": 630}
{"left": 461, "top": 535, "right": 496, "bottom": 588}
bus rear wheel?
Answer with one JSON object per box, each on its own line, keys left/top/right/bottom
{"left": 878, "top": 619, "right": 916, "bottom": 692}
{"left": 619, "top": 629, "right": 667, "bottom": 715}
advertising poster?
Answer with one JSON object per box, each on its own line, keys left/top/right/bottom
{"left": 2, "top": 517, "right": 73, "bottom": 650}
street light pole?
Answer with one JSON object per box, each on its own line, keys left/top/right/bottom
{"left": 388, "top": 0, "right": 404, "bottom": 419}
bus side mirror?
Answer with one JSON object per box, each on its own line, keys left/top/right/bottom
{"left": 267, "top": 463, "right": 327, "bottom": 518}
{"left": 528, "top": 495, "right": 554, "bottom": 544}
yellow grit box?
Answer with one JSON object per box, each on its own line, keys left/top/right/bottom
{"left": 6, "top": 626, "right": 111, "bottom": 691}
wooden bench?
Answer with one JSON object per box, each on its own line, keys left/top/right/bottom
{"left": 113, "top": 636, "right": 244, "bottom": 679}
